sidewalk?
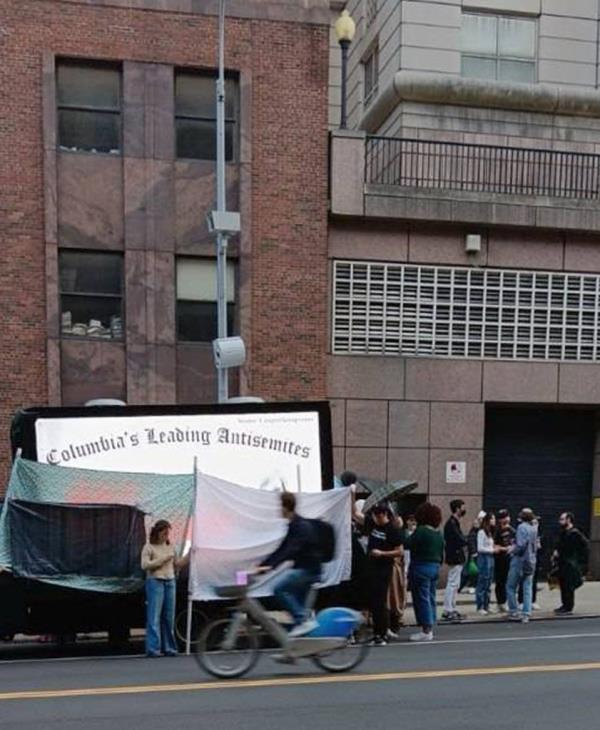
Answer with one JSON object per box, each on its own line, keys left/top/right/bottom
{"left": 403, "top": 580, "right": 600, "bottom": 625}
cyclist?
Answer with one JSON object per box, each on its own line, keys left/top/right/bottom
{"left": 257, "top": 492, "right": 322, "bottom": 637}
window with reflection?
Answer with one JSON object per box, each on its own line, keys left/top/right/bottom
{"left": 57, "top": 61, "right": 121, "bottom": 154}
{"left": 461, "top": 13, "right": 536, "bottom": 84}
{"left": 59, "top": 251, "right": 124, "bottom": 339}
{"left": 176, "top": 258, "right": 235, "bottom": 342}
{"left": 175, "top": 71, "right": 238, "bottom": 161}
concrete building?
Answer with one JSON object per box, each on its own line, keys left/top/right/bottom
{"left": 329, "top": 0, "right": 600, "bottom": 570}
{"left": 0, "top": 0, "right": 331, "bottom": 480}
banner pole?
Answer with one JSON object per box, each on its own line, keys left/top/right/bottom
{"left": 185, "top": 457, "right": 198, "bottom": 656}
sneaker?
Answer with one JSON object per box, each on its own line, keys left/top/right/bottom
{"left": 487, "top": 607, "right": 498, "bottom": 615}
{"left": 370, "top": 636, "right": 388, "bottom": 646}
{"left": 532, "top": 603, "right": 541, "bottom": 611}
{"left": 441, "top": 611, "right": 454, "bottom": 621}
{"left": 451, "top": 611, "right": 465, "bottom": 622}
{"left": 554, "top": 607, "right": 573, "bottom": 615}
{"left": 498, "top": 604, "right": 508, "bottom": 613}
{"left": 467, "top": 587, "right": 476, "bottom": 595}
{"left": 477, "top": 609, "right": 489, "bottom": 616}
{"left": 521, "top": 615, "right": 530, "bottom": 624}
{"left": 288, "top": 618, "right": 318, "bottom": 638}
{"left": 409, "top": 631, "right": 434, "bottom": 642}
{"left": 508, "top": 613, "right": 522, "bottom": 622}
{"left": 386, "top": 629, "right": 400, "bottom": 641}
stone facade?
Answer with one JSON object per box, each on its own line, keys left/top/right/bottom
{"left": 328, "top": 0, "right": 600, "bottom": 573}
{"left": 0, "top": 0, "right": 330, "bottom": 486}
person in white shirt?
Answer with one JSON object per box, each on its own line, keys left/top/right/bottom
{"left": 476, "top": 512, "right": 505, "bottom": 615}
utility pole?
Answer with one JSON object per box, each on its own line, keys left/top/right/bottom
{"left": 215, "top": 0, "right": 228, "bottom": 403}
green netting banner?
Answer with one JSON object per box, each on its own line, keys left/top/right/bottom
{"left": 0, "top": 458, "right": 194, "bottom": 593}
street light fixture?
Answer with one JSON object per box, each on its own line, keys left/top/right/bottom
{"left": 334, "top": 9, "right": 356, "bottom": 129}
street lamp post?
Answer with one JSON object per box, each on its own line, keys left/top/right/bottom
{"left": 334, "top": 9, "right": 356, "bottom": 129}
{"left": 215, "top": 0, "right": 229, "bottom": 403}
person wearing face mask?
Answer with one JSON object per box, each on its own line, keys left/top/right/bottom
{"left": 553, "top": 512, "right": 589, "bottom": 615}
{"left": 442, "top": 500, "right": 468, "bottom": 621}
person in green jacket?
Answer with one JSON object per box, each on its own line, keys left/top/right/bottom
{"left": 405, "top": 502, "right": 444, "bottom": 642}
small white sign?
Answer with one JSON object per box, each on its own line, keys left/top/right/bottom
{"left": 446, "top": 461, "right": 466, "bottom": 484}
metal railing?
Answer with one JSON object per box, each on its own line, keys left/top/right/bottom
{"left": 365, "top": 136, "right": 600, "bottom": 200}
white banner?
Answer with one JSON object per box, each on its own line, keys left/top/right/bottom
{"left": 35, "top": 411, "right": 323, "bottom": 491}
{"left": 189, "top": 472, "right": 352, "bottom": 601}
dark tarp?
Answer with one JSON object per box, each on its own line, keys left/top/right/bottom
{"left": 8, "top": 500, "right": 146, "bottom": 580}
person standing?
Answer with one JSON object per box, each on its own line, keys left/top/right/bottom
{"left": 366, "top": 503, "right": 404, "bottom": 646}
{"left": 506, "top": 508, "right": 538, "bottom": 623}
{"left": 442, "top": 500, "right": 467, "bottom": 621}
{"left": 459, "top": 515, "right": 482, "bottom": 594}
{"left": 141, "top": 519, "right": 189, "bottom": 657}
{"left": 404, "top": 514, "right": 417, "bottom": 581}
{"left": 476, "top": 512, "right": 502, "bottom": 615}
{"left": 494, "top": 509, "right": 515, "bottom": 612}
{"left": 554, "top": 512, "right": 589, "bottom": 615}
{"left": 406, "top": 502, "right": 444, "bottom": 642}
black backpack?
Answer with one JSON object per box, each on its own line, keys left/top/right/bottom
{"left": 308, "top": 518, "right": 336, "bottom": 563}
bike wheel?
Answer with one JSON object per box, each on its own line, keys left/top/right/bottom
{"left": 175, "top": 606, "right": 208, "bottom": 649}
{"left": 195, "top": 617, "right": 260, "bottom": 679}
{"left": 311, "top": 638, "right": 370, "bottom": 673}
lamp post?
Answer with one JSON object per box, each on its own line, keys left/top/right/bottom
{"left": 215, "top": 0, "right": 228, "bottom": 403}
{"left": 334, "top": 9, "right": 356, "bottom": 129}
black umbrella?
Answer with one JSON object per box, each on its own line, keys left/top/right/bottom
{"left": 362, "top": 479, "right": 418, "bottom": 513}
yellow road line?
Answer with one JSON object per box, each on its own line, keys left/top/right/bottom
{"left": 2, "top": 661, "right": 600, "bottom": 702}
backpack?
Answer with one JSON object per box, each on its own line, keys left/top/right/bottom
{"left": 308, "top": 518, "right": 336, "bottom": 563}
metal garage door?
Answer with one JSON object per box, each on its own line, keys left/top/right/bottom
{"left": 484, "top": 407, "right": 593, "bottom": 569}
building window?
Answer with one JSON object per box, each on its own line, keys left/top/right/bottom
{"left": 363, "top": 45, "right": 379, "bottom": 107}
{"left": 332, "top": 261, "right": 600, "bottom": 362}
{"left": 176, "top": 258, "right": 235, "bottom": 342}
{"left": 175, "top": 71, "right": 238, "bottom": 161}
{"left": 461, "top": 13, "right": 536, "bottom": 84}
{"left": 57, "top": 61, "right": 121, "bottom": 154}
{"left": 59, "top": 251, "right": 124, "bottom": 339}
{"left": 365, "top": 0, "right": 378, "bottom": 29}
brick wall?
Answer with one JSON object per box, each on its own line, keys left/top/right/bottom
{"left": 0, "top": 0, "right": 330, "bottom": 487}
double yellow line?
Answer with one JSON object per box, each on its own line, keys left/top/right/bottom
{"left": 2, "top": 661, "right": 600, "bottom": 701}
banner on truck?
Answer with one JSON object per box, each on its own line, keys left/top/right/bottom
{"left": 35, "top": 411, "right": 323, "bottom": 491}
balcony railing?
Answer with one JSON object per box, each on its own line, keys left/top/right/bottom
{"left": 365, "top": 136, "right": 600, "bottom": 200}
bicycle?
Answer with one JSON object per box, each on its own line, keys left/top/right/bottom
{"left": 194, "top": 575, "right": 369, "bottom": 678}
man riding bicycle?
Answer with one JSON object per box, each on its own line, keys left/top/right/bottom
{"left": 257, "top": 492, "right": 322, "bottom": 637}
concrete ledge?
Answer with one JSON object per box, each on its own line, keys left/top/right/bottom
{"left": 361, "top": 72, "right": 600, "bottom": 133}
{"left": 364, "top": 184, "right": 600, "bottom": 233}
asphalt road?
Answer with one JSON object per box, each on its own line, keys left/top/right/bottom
{"left": 2, "top": 618, "right": 600, "bottom": 730}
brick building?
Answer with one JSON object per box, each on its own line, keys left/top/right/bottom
{"left": 0, "top": 0, "right": 331, "bottom": 482}
{"left": 329, "top": 0, "right": 600, "bottom": 571}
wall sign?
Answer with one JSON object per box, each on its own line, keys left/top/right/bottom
{"left": 446, "top": 461, "right": 466, "bottom": 484}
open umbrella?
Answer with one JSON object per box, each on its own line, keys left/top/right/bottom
{"left": 362, "top": 479, "right": 418, "bottom": 514}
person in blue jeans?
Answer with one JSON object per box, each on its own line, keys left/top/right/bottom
{"left": 476, "top": 512, "right": 502, "bottom": 615}
{"left": 258, "top": 492, "right": 323, "bottom": 638}
{"left": 406, "top": 502, "right": 444, "bottom": 642}
{"left": 506, "top": 508, "right": 538, "bottom": 623}
{"left": 141, "top": 520, "right": 189, "bottom": 657}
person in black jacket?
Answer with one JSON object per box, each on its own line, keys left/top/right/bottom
{"left": 553, "top": 511, "right": 590, "bottom": 615}
{"left": 442, "top": 500, "right": 467, "bottom": 621}
{"left": 494, "top": 509, "right": 515, "bottom": 612}
{"left": 258, "top": 492, "right": 322, "bottom": 637}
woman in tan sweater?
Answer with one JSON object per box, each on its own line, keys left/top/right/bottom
{"left": 141, "top": 520, "right": 188, "bottom": 657}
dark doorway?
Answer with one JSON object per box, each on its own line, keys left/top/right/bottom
{"left": 484, "top": 407, "right": 594, "bottom": 571}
